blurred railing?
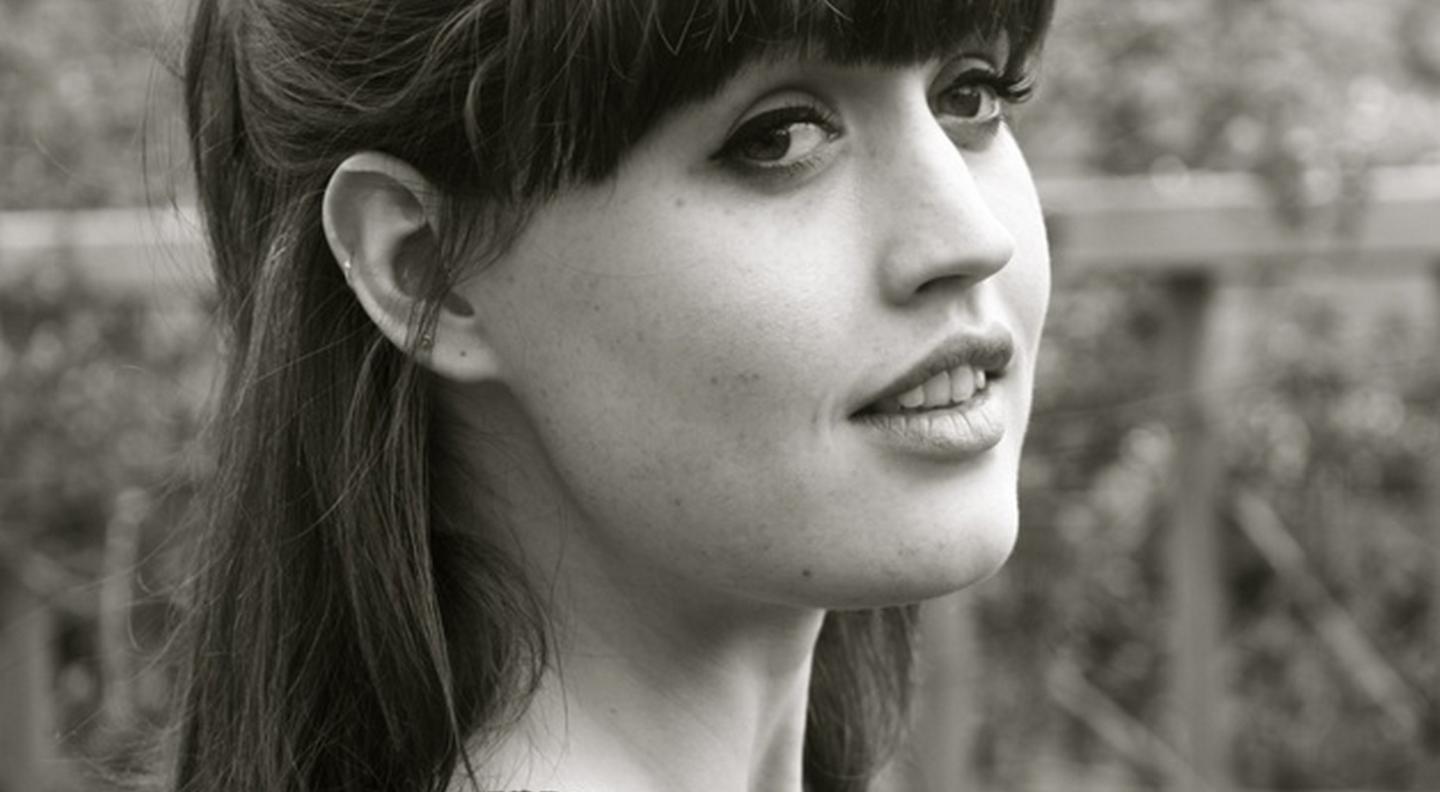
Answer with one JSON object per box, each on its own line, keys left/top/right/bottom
{"left": 3, "top": 167, "right": 1439, "bottom": 792}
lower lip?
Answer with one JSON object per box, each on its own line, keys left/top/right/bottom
{"left": 849, "top": 387, "right": 1005, "bottom": 460}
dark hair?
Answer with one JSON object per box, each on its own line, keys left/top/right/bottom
{"left": 174, "top": 1, "right": 1055, "bottom": 790}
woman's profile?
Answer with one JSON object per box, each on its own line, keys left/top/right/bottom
{"left": 171, "top": 1, "right": 1056, "bottom": 790}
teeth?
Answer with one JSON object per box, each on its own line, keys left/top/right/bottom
{"left": 922, "top": 369, "right": 951, "bottom": 407}
{"left": 879, "top": 365, "right": 988, "bottom": 414}
{"left": 950, "top": 366, "right": 976, "bottom": 402}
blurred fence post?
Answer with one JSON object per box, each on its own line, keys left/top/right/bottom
{"left": 1427, "top": 260, "right": 1440, "bottom": 785}
{"left": 1160, "top": 273, "right": 1229, "bottom": 792}
{"left": 0, "top": 567, "right": 56, "bottom": 792}
{"left": 893, "top": 592, "right": 981, "bottom": 792}
{"left": 98, "top": 488, "right": 147, "bottom": 730}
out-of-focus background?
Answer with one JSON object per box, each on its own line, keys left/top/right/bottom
{"left": 1, "top": 1, "right": 1438, "bottom": 790}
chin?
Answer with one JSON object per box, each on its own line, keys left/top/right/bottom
{"left": 901, "top": 516, "right": 1017, "bottom": 602}
{"left": 795, "top": 506, "right": 1020, "bottom": 611}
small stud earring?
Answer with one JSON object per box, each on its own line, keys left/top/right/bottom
{"left": 340, "top": 258, "right": 354, "bottom": 286}
{"left": 418, "top": 333, "right": 434, "bottom": 351}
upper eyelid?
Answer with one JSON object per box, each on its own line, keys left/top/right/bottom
{"left": 720, "top": 55, "right": 998, "bottom": 132}
{"left": 948, "top": 35, "right": 1011, "bottom": 68}
{"left": 933, "top": 54, "right": 1037, "bottom": 107}
{"left": 935, "top": 38, "right": 1025, "bottom": 83}
{"left": 712, "top": 104, "right": 842, "bottom": 168}
{"left": 723, "top": 90, "right": 836, "bottom": 135}
{"left": 935, "top": 55, "right": 1002, "bottom": 84}
{"left": 712, "top": 94, "right": 843, "bottom": 158}
{"left": 711, "top": 56, "right": 1017, "bottom": 153}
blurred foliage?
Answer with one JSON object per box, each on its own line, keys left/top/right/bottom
{"left": 0, "top": 0, "right": 183, "bottom": 209}
{"left": 986, "top": 1, "right": 1440, "bottom": 787}
{"left": 0, "top": 257, "right": 213, "bottom": 761}
{"left": 1017, "top": 0, "right": 1440, "bottom": 223}
{"left": 983, "top": 279, "right": 1440, "bottom": 790}
{"left": 1220, "top": 291, "right": 1440, "bottom": 787}
{"left": 2, "top": 0, "right": 1439, "bottom": 790}
{"left": 0, "top": 262, "right": 204, "bottom": 557}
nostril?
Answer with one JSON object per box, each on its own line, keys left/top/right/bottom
{"left": 916, "top": 273, "right": 971, "bottom": 295}
{"left": 913, "top": 267, "right": 1003, "bottom": 297}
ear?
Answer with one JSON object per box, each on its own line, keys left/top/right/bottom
{"left": 322, "top": 152, "right": 501, "bottom": 383}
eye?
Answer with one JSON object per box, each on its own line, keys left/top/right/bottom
{"left": 931, "top": 59, "right": 1034, "bottom": 147}
{"left": 935, "top": 75, "right": 1004, "bottom": 124}
{"left": 714, "top": 103, "right": 843, "bottom": 178}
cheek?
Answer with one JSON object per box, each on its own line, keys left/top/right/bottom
{"left": 507, "top": 227, "right": 933, "bottom": 593}
{"left": 512, "top": 188, "right": 856, "bottom": 422}
{"left": 487, "top": 198, "right": 850, "bottom": 489}
{"left": 980, "top": 148, "right": 1051, "bottom": 355}
{"left": 1007, "top": 221, "right": 1051, "bottom": 357}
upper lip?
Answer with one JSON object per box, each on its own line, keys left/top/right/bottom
{"left": 850, "top": 327, "right": 1016, "bottom": 416}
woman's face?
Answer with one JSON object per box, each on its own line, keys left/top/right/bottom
{"left": 456, "top": 48, "right": 1049, "bottom": 609}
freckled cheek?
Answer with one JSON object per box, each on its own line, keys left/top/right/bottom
{"left": 671, "top": 298, "right": 839, "bottom": 439}
{"left": 539, "top": 204, "right": 848, "bottom": 436}
{"left": 612, "top": 282, "right": 822, "bottom": 416}
{"left": 985, "top": 181, "right": 1051, "bottom": 352}
{"left": 1007, "top": 252, "right": 1050, "bottom": 336}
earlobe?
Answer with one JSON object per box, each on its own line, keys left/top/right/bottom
{"left": 321, "top": 152, "right": 504, "bottom": 383}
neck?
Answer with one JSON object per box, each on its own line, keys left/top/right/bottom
{"left": 480, "top": 591, "right": 824, "bottom": 792}
{"left": 450, "top": 386, "right": 824, "bottom": 792}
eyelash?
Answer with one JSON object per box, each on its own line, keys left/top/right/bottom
{"left": 713, "top": 101, "right": 844, "bottom": 181}
{"left": 714, "top": 67, "right": 1036, "bottom": 182}
{"left": 942, "top": 69, "right": 1035, "bottom": 126}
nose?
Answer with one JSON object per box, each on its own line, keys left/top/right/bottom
{"left": 871, "top": 110, "right": 1017, "bottom": 305}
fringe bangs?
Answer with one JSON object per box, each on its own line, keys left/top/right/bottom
{"left": 483, "top": 0, "right": 1056, "bottom": 190}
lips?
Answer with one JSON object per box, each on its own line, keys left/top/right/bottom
{"left": 851, "top": 328, "right": 1015, "bottom": 417}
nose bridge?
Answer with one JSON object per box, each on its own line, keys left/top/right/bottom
{"left": 873, "top": 111, "right": 1016, "bottom": 303}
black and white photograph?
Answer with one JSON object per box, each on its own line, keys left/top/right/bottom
{"left": 2, "top": 1, "right": 1439, "bottom": 791}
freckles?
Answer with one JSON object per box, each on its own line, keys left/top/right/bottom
{"left": 703, "top": 369, "right": 763, "bottom": 400}
{"left": 702, "top": 369, "right": 771, "bottom": 439}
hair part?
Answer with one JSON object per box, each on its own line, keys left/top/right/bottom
{"left": 174, "top": 1, "right": 1053, "bottom": 790}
